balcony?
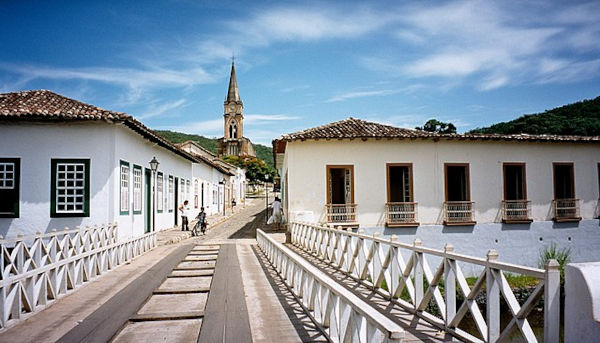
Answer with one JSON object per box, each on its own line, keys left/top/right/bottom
{"left": 325, "top": 203, "right": 358, "bottom": 227}
{"left": 502, "top": 200, "right": 532, "bottom": 223}
{"left": 386, "top": 202, "right": 419, "bottom": 227}
{"left": 444, "top": 201, "right": 475, "bottom": 226}
{"left": 553, "top": 198, "right": 581, "bottom": 222}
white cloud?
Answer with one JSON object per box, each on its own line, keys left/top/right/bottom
{"left": 245, "top": 114, "right": 300, "bottom": 121}
{"left": 326, "top": 89, "right": 402, "bottom": 103}
{"left": 139, "top": 99, "right": 187, "bottom": 119}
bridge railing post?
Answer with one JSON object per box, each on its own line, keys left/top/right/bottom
{"left": 443, "top": 243, "right": 456, "bottom": 328}
{"left": 486, "top": 249, "right": 500, "bottom": 342}
{"left": 544, "top": 259, "right": 560, "bottom": 343}
{"left": 413, "top": 239, "right": 423, "bottom": 310}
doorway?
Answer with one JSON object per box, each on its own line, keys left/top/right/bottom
{"left": 174, "top": 177, "right": 179, "bottom": 226}
{"left": 144, "top": 168, "right": 152, "bottom": 233}
{"left": 326, "top": 165, "right": 354, "bottom": 204}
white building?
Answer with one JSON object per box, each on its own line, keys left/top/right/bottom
{"left": 0, "top": 90, "right": 239, "bottom": 241}
{"left": 273, "top": 118, "right": 600, "bottom": 266}
{"left": 179, "top": 140, "right": 247, "bottom": 215}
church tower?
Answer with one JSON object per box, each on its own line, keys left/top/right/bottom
{"left": 217, "top": 61, "right": 255, "bottom": 157}
{"left": 224, "top": 61, "right": 243, "bottom": 140}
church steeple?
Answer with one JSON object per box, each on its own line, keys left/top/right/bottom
{"left": 225, "top": 61, "right": 242, "bottom": 105}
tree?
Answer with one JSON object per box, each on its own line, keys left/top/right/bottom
{"left": 222, "top": 155, "right": 276, "bottom": 184}
{"left": 415, "top": 119, "right": 457, "bottom": 134}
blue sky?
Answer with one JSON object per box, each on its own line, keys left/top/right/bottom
{"left": 1, "top": 1, "right": 599, "bottom": 145}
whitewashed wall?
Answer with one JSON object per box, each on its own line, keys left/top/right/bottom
{"left": 284, "top": 139, "right": 600, "bottom": 225}
{"left": 0, "top": 122, "right": 115, "bottom": 239}
{"left": 282, "top": 139, "right": 600, "bottom": 266}
{"left": 113, "top": 125, "right": 194, "bottom": 240}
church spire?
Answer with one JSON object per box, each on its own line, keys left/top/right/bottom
{"left": 225, "top": 60, "right": 242, "bottom": 104}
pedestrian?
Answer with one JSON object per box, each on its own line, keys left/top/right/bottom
{"left": 196, "top": 207, "right": 207, "bottom": 235}
{"left": 179, "top": 200, "right": 190, "bottom": 231}
{"left": 269, "top": 196, "right": 283, "bottom": 231}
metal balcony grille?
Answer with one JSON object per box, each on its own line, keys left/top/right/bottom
{"left": 386, "top": 202, "right": 418, "bottom": 226}
{"left": 553, "top": 198, "right": 581, "bottom": 221}
{"left": 502, "top": 200, "right": 532, "bottom": 222}
{"left": 325, "top": 203, "right": 357, "bottom": 223}
{"left": 444, "top": 201, "right": 475, "bottom": 225}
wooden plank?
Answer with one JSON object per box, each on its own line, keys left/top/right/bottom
{"left": 153, "top": 287, "right": 210, "bottom": 294}
{"left": 130, "top": 311, "right": 204, "bottom": 321}
{"left": 197, "top": 244, "right": 252, "bottom": 343}
{"left": 56, "top": 243, "right": 195, "bottom": 343}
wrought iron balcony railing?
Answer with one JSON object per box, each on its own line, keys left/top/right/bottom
{"left": 325, "top": 203, "right": 357, "bottom": 223}
{"left": 502, "top": 200, "right": 532, "bottom": 223}
{"left": 553, "top": 198, "right": 581, "bottom": 222}
{"left": 443, "top": 201, "right": 475, "bottom": 225}
{"left": 386, "top": 202, "right": 418, "bottom": 227}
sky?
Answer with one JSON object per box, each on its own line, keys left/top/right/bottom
{"left": 1, "top": 0, "right": 599, "bottom": 145}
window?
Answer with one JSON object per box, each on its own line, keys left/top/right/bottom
{"left": 503, "top": 163, "right": 526, "bottom": 200}
{"left": 186, "top": 179, "right": 191, "bottom": 203}
{"left": 553, "top": 163, "right": 579, "bottom": 221}
{"left": 194, "top": 179, "right": 199, "bottom": 208}
{"left": 502, "top": 163, "right": 531, "bottom": 223}
{"left": 553, "top": 163, "right": 575, "bottom": 199}
{"left": 387, "top": 164, "right": 413, "bottom": 202}
{"left": 133, "top": 165, "right": 142, "bottom": 214}
{"left": 443, "top": 163, "right": 474, "bottom": 225}
{"left": 0, "top": 158, "right": 20, "bottom": 218}
{"left": 51, "top": 159, "right": 90, "bottom": 217}
{"left": 120, "top": 161, "right": 130, "bottom": 215}
{"left": 168, "top": 175, "right": 174, "bottom": 212}
{"left": 386, "top": 163, "right": 417, "bottom": 226}
{"left": 326, "top": 165, "right": 354, "bottom": 204}
{"left": 180, "top": 178, "right": 185, "bottom": 203}
{"left": 325, "top": 165, "right": 356, "bottom": 223}
{"left": 445, "top": 164, "right": 470, "bottom": 201}
{"left": 157, "top": 172, "right": 164, "bottom": 213}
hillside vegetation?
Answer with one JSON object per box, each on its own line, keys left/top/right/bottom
{"left": 469, "top": 96, "right": 600, "bottom": 136}
{"left": 154, "top": 130, "right": 274, "bottom": 168}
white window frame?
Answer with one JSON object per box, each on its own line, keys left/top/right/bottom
{"left": 133, "top": 165, "right": 142, "bottom": 214}
{"left": 51, "top": 159, "right": 89, "bottom": 217}
{"left": 120, "top": 161, "right": 130, "bottom": 214}
{"left": 157, "top": 172, "right": 164, "bottom": 212}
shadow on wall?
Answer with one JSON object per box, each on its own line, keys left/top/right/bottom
{"left": 0, "top": 219, "right": 16, "bottom": 238}
{"left": 441, "top": 225, "right": 475, "bottom": 234}
{"left": 500, "top": 222, "right": 532, "bottom": 231}
{"left": 44, "top": 217, "right": 86, "bottom": 234}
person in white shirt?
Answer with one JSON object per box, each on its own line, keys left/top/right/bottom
{"left": 179, "top": 200, "right": 191, "bottom": 231}
{"left": 270, "top": 197, "right": 283, "bottom": 230}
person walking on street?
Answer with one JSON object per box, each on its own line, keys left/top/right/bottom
{"left": 179, "top": 200, "right": 190, "bottom": 231}
{"left": 196, "top": 207, "right": 207, "bottom": 235}
{"left": 269, "top": 196, "right": 283, "bottom": 231}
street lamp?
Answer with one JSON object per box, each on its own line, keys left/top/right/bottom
{"left": 149, "top": 157, "right": 159, "bottom": 232}
{"left": 218, "top": 178, "right": 226, "bottom": 216}
{"left": 265, "top": 175, "right": 270, "bottom": 225}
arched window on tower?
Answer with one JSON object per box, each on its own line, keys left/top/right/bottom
{"left": 229, "top": 123, "right": 238, "bottom": 139}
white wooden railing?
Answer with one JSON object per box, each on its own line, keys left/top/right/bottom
{"left": 552, "top": 198, "right": 581, "bottom": 221}
{"left": 386, "top": 202, "right": 418, "bottom": 226}
{"left": 0, "top": 223, "right": 157, "bottom": 328}
{"left": 290, "top": 221, "right": 561, "bottom": 343}
{"left": 257, "top": 229, "right": 404, "bottom": 343}
{"left": 444, "top": 201, "right": 475, "bottom": 225}
{"left": 502, "top": 200, "right": 532, "bottom": 222}
{"left": 325, "top": 203, "right": 358, "bottom": 223}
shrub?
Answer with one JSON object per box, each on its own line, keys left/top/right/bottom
{"left": 538, "top": 242, "right": 571, "bottom": 285}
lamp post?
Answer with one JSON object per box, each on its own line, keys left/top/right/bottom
{"left": 265, "top": 175, "right": 270, "bottom": 224}
{"left": 149, "top": 157, "right": 160, "bottom": 232}
{"left": 218, "top": 178, "right": 226, "bottom": 216}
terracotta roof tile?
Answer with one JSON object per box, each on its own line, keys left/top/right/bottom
{"left": 0, "top": 90, "right": 203, "bottom": 163}
{"left": 275, "top": 117, "right": 600, "bottom": 143}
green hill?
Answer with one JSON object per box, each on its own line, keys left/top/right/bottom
{"left": 154, "top": 130, "right": 274, "bottom": 168}
{"left": 469, "top": 96, "right": 600, "bottom": 136}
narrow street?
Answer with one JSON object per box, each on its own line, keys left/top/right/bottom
{"left": 0, "top": 195, "right": 325, "bottom": 343}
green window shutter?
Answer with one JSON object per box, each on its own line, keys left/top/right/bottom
{"left": 0, "top": 158, "right": 20, "bottom": 218}
{"left": 51, "top": 159, "right": 90, "bottom": 218}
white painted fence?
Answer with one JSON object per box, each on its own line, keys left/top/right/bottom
{"left": 290, "top": 222, "right": 561, "bottom": 343}
{"left": 0, "top": 223, "right": 157, "bottom": 328}
{"left": 257, "top": 229, "right": 404, "bottom": 343}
